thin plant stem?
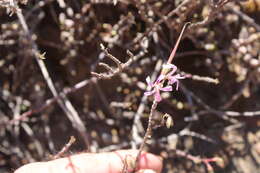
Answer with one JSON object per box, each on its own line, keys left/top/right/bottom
{"left": 167, "top": 22, "right": 190, "bottom": 64}
{"left": 133, "top": 22, "right": 190, "bottom": 172}
{"left": 134, "top": 100, "right": 158, "bottom": 172}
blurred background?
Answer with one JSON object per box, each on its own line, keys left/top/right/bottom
{"left": 0, "top": 0, "right": 259, "bottom": 172}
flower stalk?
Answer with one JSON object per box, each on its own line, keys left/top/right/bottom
{"left": 134, "top": 23, "right": 190, "bottom": 172}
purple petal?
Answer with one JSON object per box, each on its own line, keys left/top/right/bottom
{"left": 168, "top": 77, "right": 177, "bottom": 85}
{"left": 155, "top": 75, "right": 165, "bottom": 83}
{"left": 163, "top": 63, "right": 177, "bottom": 73}
{"left": 144, "top": 90, "right": 155, "bottom": 96}
{"left": 163, "top": 63, "right": 177, "bottom": 70}
{"left": 160, "top": 86, "right": 172, "bottom": 92}
{"left": 175, "top": 74, "right": 185, "bottom": 79}
{"left": 168, "top": 77, "right": 180, "bottom": 90}
{"left": 154, "top": 90, "right": 162, "bottom": 102}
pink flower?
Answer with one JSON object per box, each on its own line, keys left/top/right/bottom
{"left": 144, "top": 63, "right": 185, "bottom": 102}
{"left": 144, "top": 76, "right": 172, "bottom": 102}
{"left": 162, "top": 63, "right": 185, "bottom": 90}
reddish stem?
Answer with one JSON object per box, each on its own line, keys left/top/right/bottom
{"left": 167, "top": 22, "right": 190, "bottom": 64}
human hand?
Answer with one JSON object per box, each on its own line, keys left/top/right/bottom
{"left": 14, "top": 150, "right": 162, "bottom": 173}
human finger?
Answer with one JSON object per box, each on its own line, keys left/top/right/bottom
{"left": 14, "top": 149, "right": 162, "bottom": 173}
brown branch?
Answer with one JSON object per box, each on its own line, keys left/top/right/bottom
{"left": 12, "top": 0, "right": 89, "bottom": 147}
{"left": 4, "top": 47, "right": 145, "bottom": 128}
{"left": 187, "top": 0, "right": 233, "bottom": 32}
{"left": 52, "top": 136, "right": 76, "bottom": 160}
{"left": 133, "top": 101, "right": 158, "bottom": 172}
{"left": 91, "top": 45, "right": 145, "bottom": 79}
{"left": 131, "top": 60, "right": 163, "bottom": 149}
{"left": 132, "top": 0, "right": 198, "bottom": 46}
{"left": 100, "top": 43, "right": 123, "bottom": 70}
{"left": 185, "top": 73, "right": 219, "bottom": 84}
{"left": 180, "top": 83, "right": 239, "bottom": 124}
{"left": 224, "top": 110, "right": 260, "bottom": 117}
{"left": 229, "top": 5, "right": 260, "bottom": 32}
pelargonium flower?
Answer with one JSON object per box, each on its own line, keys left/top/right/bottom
{"left": 162, "top": 63, "right": 185, "bottom": 90}
{"left": 144, "top": 75, "right": 172, "bottom": 102}
{"left": 144, "top": 63, "right": 185, "bottom": 102}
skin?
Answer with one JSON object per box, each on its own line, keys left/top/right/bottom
{"left": 14, "top": 150, "right": 162, "bottom": 173}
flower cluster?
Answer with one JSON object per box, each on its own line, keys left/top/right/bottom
{"left": 144, "top": 63, "right": 185, "bottom": 102}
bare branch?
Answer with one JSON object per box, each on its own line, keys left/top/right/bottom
{"left": 13, "top": 1, "right": 89, "bottom": 147}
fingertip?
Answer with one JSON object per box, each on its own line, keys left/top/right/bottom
{"left": 14, "top": 162, "right": 46, "bottom": 173}
{"left": 138, "top": 151, "right": 163, "bottom": 172}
